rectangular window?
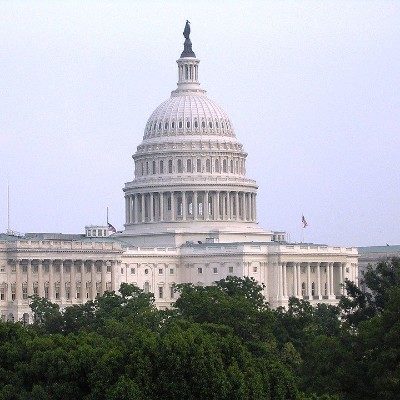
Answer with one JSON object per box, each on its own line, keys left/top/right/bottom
{"left": 158, "top": 268, "right": 163, "bottom": 275}
{"left": 0, "top": 289, "right": 5, "bottom": 300}
{"left": 22, "top": 285, "right": 28, "bottom": 300}
{"left": 158, "top": 286, "right": 164, "bottom": 299}
{"left": 170, "top": 286, "right": 174, "bottom": 299}
{"left": 22, "top": 265, "right": 27, "bottom": 273}
{"left": 169, "top": 268, "right": 174, "bottom": 275}
{"left": 107, "top": 265, "right": 111, "bottom": 273}
{"left": 213, "top": 267, "right": 218, "bottom": 274}
{"left": 228, "top": 266, "right": 234, "bottom": 273}
{"left": 33, "top": 285, "right": 38, "bottom": 296}
{"left": 197, "top": 267, "right": 203, "bottom": 274}
{"left": 131, "top": 268, "right": 136, "bottom": 274}
{"left": 96, "top": 265, "right": 102, "bottom": 273}
{"left": 253, "top": 266, "right": 258, "bottom": 273}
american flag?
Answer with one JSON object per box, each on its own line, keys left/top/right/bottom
{"left": 108, "top": 222, "right": 117, "bottom": 234}
{"left": 302, "top": 215, "right": 308, "bottom": 228}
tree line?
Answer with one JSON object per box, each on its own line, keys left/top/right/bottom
{"left": 0, "top": 259, "right": 399, "bottom": 399}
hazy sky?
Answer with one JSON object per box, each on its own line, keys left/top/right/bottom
{"left": 1, "top": 1, "right": 399, "bottom": 246}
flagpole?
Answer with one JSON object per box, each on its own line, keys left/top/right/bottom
{"left": 7, "top": 184, "right": 10, "bottom": 233}
{"left": 106, "top": 207, "right": 109, "bottom": 225}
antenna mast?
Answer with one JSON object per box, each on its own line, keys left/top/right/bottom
{"left": 7, "top": 184, "right": 10, "bottom": 232}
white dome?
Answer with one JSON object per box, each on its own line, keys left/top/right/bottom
{"left": 143, "top": 93, "right": 235, "bottom": 139}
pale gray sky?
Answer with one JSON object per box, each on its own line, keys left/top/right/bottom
{"left": 1, "top": 1, "right": 399, "bottom": 246}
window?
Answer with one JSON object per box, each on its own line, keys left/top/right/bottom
{"left": 172, "top": 121, "right": 175, "bottom": 129}
{"left": 167, "top": 196, "right": 171, "bottom": 211}
{"left": 85, "top": 265, "right": 90, "bottom": 273}
{"left": 253, "top": 266, "right": 258, "bottom": 273}
{"left": 96, "top": 265, "right": 101, "bottom": 273}
{"left": 169, "top": 268, "right": 174, "bottom": 275}
{"left": 22, "top": 284, "right": 28, "bottom": 300}
{"left": 202, "top": 121, "right": 206, "bottom": 128}
{"left": 170, "top": 285, "right": 175, "bottom": 299}
{"left": 164, "top": 122, "right": 168, "bottom": 129}
{"left": 197, "top": 267, "right": 203, "bottom": 274}
{"left": 177, "top": 159, "right": 183, "bottom": 173}
{"left": 215, "top": 159, "right": 220, "bottom": 173}
{"left": 55, "top": 285, "right": 60, "bottom": 299}
{"left": 228, "top": 266, "right": 234, "bottom": 273}
{"left": 131, "top": 268, "right": 136, "bottom": 274}
{"left": 213, "top": 267, "right": 218, "bottom": 274}
{"left": 0, "top": 287, "right": 4, "bottom": 300}
{"left": 22, "top": 265, "right": 27, "bottom": 273}
{"left": 158, "top": 286, "right": 164, "bottom": 299}
{"left": 44, "top": 286, "right": 49, "bottom": 299}
{"left": 206, "top": 159, "right": 211, "bottom": 173}
{"left": 223, "top": 159, "right": 227, "bottom": 172}
{"left": 11, "top": 265, "right": 16, "bottom": 273}
{"left": 107, "top": 265, "right": 111, "bottom": 273}
{"left": 168, "top": 160, "right": 173, "bottom": 173}
{"left": 209, "top": 121, "right": 213, "bottom": 128}
{"left": 33, "top": 284, "right": 38, "bottom": 296}
{"left": 324, "top": 282, "right": 328, "bottom": 295}
{"left": 146, "top": 161, "right": 149, "bottom": 174}
{"left": 194, "top": 120, "right": 198, "bottom": 128}
{"left": 301, "top": 282, "right": 306, "bottom": 296}
{"left": 152, "top": 161, "right": 156, "bottom": 174}
{"left": 187, "top": 159, "right": 192, "bottom": 172}
{"left": 76, "top": 286, "right": 81, "bottom": 299}
{"left": 197, "top": 158, "right": 201, "bottom": 172}
{"left": 144, "top": 282, "right": 150, "bottom": 293}
{"left": 160, "top": 160, "right": 164, "bottom": 173}
{"left": 158, "top": 268, "right": 163, "bottom": 275}
{"left": 121, "top": 268, "right": 124, "bottom": 274}
{"left": 145, "top": 269, "right": 149, "bottom": 275}
{"left": 186, "top": 121, "right": 190, "bottom": 128}
{"left": 311, "top": 282, "right": 315, "bottom": 296}
{"left": 179, "top": 121, "right": 183, "bottom": 129}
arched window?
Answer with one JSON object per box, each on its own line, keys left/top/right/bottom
{"left": 194, "top": 120, "right": 198, "bottom": 128}
{"left": 185, "top": 65, "right": 188, "bottom": 79}
{"left": 177, "top": 159, "right": 183, "bottom": 173}
{"left": 160, "top": 160, "right": 164, "bottom": 173}
{"left": 153, "top": 123, "right": 156, "bottom": 131}
{"left": 215, "top": 159, "right": 220, "bottom": 173}
{"left": 197, "top": 158, "right": 201, "bottom": 172}
{"left": 164, "top": 122, "right": 168, "bottom": 129}
{"left": 186, "top": 121, "right": 190, "bottom": 128}
{"left": 179, "top": 121, "right": 183, "bottom": 129}
{"left": 146, "top": 162, "right": 149, "bottom": 175}
{"left": 141, "top": 162, "right": 144, "bottom": 176}
{"left": 206, "top": 159, "right": 211, "bottom": 173}
{"left": 168, "top": 160, "right": 173, "bottom": 173}
{"left": 311, "top": 282, "right": 315, "bottom": 296}
{"left": 152, "top": 161, "right": 156, "bottom": 174}
{"left": 202, "top": 121, "right": 206, "bottom": 128}
{"left": 187, "top": 159, "right": 192, "bottom": 172}
{"left": 216, "top": 121, "right": 219, "bottom": 128}
{"left": 209, "top": 121, "right": 213, "bottom": 128}
{"left": 301, "top": 282, "right": 306, "bottom": 296}
{"left": 172, "top": 121, "right": 175, "bottom": 129}
{"left": 158, "top": 122, "right": 161, "bottom": 130}
{"left": 222, "top": 159, "right": 227, "bottom": 172}
{"left": 230, "top": 159, "right": 233, "bottom": 173}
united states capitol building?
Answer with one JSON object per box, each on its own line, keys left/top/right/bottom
{"left": 0, "top": 23, "right": 358, "bottom": 323}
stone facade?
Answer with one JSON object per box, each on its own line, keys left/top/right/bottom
{"left": 0, "top": 24, "right": 358, "bottom": 322}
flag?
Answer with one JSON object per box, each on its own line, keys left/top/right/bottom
{"left": 302, "top": 215, "right": 308, "bottom": 228}
{"left": 108, "top": 222, "right": 117, "bottom": 234}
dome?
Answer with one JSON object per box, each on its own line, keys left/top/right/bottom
{"left": 143, "top": 93, "right": 235, "bottom": 139}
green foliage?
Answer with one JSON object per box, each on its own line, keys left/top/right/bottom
{"left": 0, "top": 261, "right": 399, "bottom": 399}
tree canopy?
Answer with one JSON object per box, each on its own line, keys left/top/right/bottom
{"left": 0, "top": 260, "right": 399, "bottom": 399}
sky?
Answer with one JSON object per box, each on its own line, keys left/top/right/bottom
{"left": 0, "top": 1, "right": 399, "bottom": 247}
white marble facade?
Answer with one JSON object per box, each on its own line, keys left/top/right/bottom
{"left": 0, "top": 25, "right": 358, "bottom": 322}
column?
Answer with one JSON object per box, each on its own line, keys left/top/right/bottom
{"left": 38, "top": 260, "right": 44, "bottom": 298}
{"left": 339, "top": 262, "right": 344, "bottom": 295}
{"left": 160, "top": 192, "right": 164, "bottom": 221}
{"left": 141, "top": 194, "right": 146, "bottom": 222}
{"left": 60, "top": 262, "right": 65, "bottom": 302}
{"left": 81, "top": 261, "right": 87, "bottom": 302}
{"left": 307, "top": 263, "right": 312, "bottom": 298}
{"left": 278, "top": 263, "right": 283, "bottom": 299}
{"left": 170, "top": 192, "right": 175, "bottom": 220}
{"left": 282, "top": 262, "right": 287, "bottom": 298}
{"left": 328, "top": 263, "right": 333, "bottom": 298}
{"left": 293, "top": 263, "right": 298, "bottom": 297}
{"left": 235, "top": 191, "right": 239, "bottom": 220}
{"left": 193, "top": 191, "right": 198, "bottom": 220}
{"left": 70, "top": 261, "right": 76, "bottom": 301}
{"left": 222, "top": 193, "right": 226, "bottom": 220}
{"left": 91, "top": 262, "right": 96, "bottom": 300}
{"left": 49, "top": 260, "right": 54, "bottom": 300}
{"left": 253, "top": 193, "right": 257, "bottom": 221}
{"left": 149, "top": 193, "right": 154, "bottom": 222}
{"left": 15, "top": 260, "right": 21, "bottom": 303}
{"left": 125, "top": 196, "right": 129, "bottom": 223}
{"left": 215, "top": 192, "right": 220, "bottom": 220}
{"left": 226, "top": 192, "right": 231, "bottom": 220}
{"left": 182, "top": 191, "right": 187, "bottom": 220}
{"left": 317, "top": 263, "right": 321, "bottom": 299}
{"left": 330, "top": 263, "right": 335, "bottom": 297}
{"left": 205, "top": 191, "right": 209, "bottom": 220}
{"left": 111, "top": 261, "right": 116, "bottom": 291}
{"left": 27, "top": 260, "right": 33, "bottom": 297}
{"left": 134, "top": 194, "right": 139, "bottom": 223}
{"left": 249, "top": 194, "right": 253, "bottom": 221}
{"left": 297, "top": 263, "right": 302, "bottom": 297}
{"left": 101, "top": 261, "right": 106, "bottom": 295}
